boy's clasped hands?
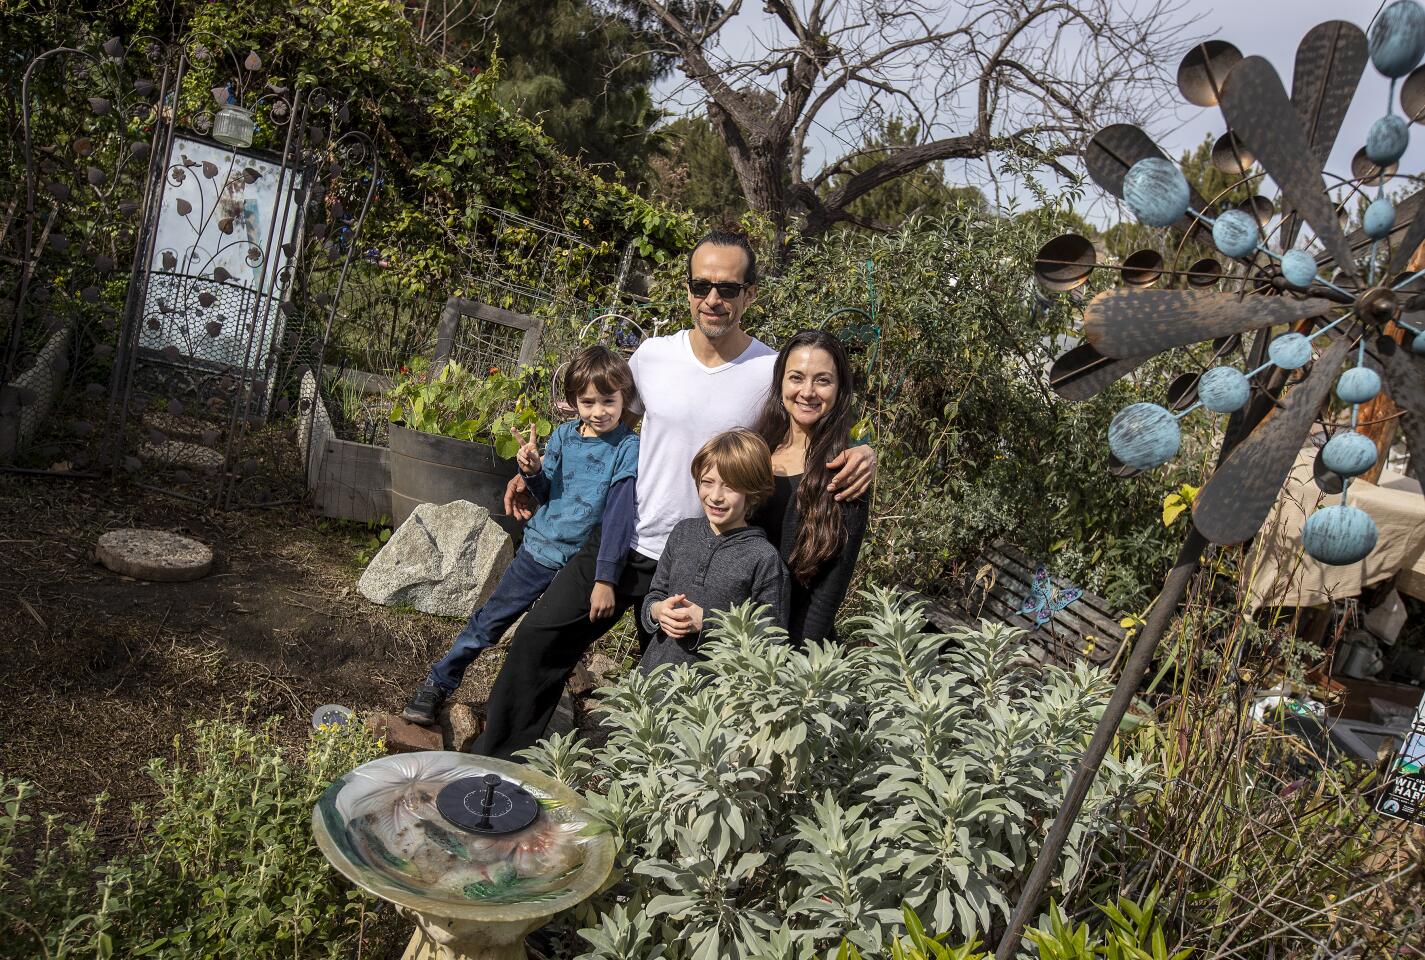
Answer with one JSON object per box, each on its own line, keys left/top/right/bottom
{"left": 648, "top": 593, "right": 703, "bottom": 638}
{"left": 511, "top": 423, "right": 617, "bottom": 620}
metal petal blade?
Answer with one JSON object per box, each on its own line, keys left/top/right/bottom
{"left": 1220, "top": 56, "right": 1360, "bottom": 282}
{"left": 1373, "top": 337, "right": 1425, "bottom": 486}
{"left": 1283, "top": 21, "right": 1367, "bottom": 248}
{"left": 1048, "top": 341, "right": 1149, "bottom": 400}
{"left": 1389, "top": 190, "right": 1425, "bottom": 275}
{"left": 1193, "top": 335, "right": 1351, "bottom": 544}
{"left": 1084, "top": 124, "right": 1208, "bottom": 233}
{"left": 1084, "top": 288, "right": 1337, "bottom": 359}
{"left": 1291, "top": 21, "right": 1367, "bottom": 166}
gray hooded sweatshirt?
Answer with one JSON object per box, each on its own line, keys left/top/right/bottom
{"left": 640, "top": 517, "right": 790, "bottom": 672}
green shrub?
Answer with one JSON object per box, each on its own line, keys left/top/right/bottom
{"left": 1026, "top": 892, "right": 1190, "bottom": 960}
{"left": 830, "top": 891, "right": 1189, "bottom": 960}
{"left": 522, "top": 590, "right": 1158, "bottom": 959}
{"left": 388, "top": 355, "right": 553, "bottom": 454}
{"left": 0, "top": 711, "right": 394, "bottom": 959}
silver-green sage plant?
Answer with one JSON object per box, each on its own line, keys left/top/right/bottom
{"left": 521, "top": 589, "right": 1157, "bottom": 960}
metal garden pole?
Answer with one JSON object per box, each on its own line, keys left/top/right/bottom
{"left": 993, "top": 527, "right": 1207, "bottom": 958}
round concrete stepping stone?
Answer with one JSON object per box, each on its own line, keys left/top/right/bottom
{"left": 142, "top": 411, "right": 208, "bottom": 436}
{"left": 96, "top": 528, "right": 214, "bottom": 582}
{"left": 139, "top": 440, "right": 223, "bottom": 470}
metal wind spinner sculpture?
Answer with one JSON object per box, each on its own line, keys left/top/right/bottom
{"left": 1037, "top": 2, "right": 1425, "bottom": 569}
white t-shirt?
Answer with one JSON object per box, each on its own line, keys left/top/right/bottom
{"left": 628, "top": 330, "right": 777, "bottom": 559}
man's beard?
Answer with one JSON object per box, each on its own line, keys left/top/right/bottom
{"left": 696, "top": 312, "right": 737, "bottom": 339}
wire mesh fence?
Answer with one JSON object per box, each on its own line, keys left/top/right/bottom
{"left": 443, "top": 204, "right": 598, "bottom": 316}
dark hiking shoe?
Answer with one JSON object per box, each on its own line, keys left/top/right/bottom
{"left": 402, "top": 680, "right": 447, "bottom": 726}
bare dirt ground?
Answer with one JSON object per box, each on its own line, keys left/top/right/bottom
{"left": 0, "top": 470, "right": 511, "bottom": 836}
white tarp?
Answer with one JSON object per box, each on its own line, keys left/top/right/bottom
{"left": 1245, "top": 447, "right": 1425, "bottom": 612}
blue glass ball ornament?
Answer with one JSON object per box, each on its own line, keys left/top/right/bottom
{"left": 1108, "top": 402, "right": 1181, "bottom": 470}
{"left": 1336, "top": 366, "right": 1383, "bottom": 404}
{"left": 1280, "top": 249, "right": 1318, "bottom": 289}
{"left": 1212, "top": 209, "right": 1260, "bottom": 258}
{"left": 1322, "top": 430, "right": 1379, "bottom": 477}
{"left": 1413, "top": 328, "right": 1425, "bottom": 353}
{"left": 1122, "top": 158, "right": 1191, "bottom": 228}
{"left": 1370, "top": 0, "right": 1425, "bottom": 77}
{"left": 1364, "top": 197, "right": 1398, "bottom": 239}
{"left": 1302, "top": 504, "right": 1379, "bottom": 566}
{"left": 1198, "top": 366, "right": 1251, "bottom": 413}
{"left": 1269, "top": 332, "right": 1314, "bottom": 369}
{"left": 1367, "top": 114, "right": 1410, "bottom": 165}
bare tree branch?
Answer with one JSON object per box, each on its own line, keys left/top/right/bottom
{"left": 632, "top": 0, "right": 1198, "bottom": 248}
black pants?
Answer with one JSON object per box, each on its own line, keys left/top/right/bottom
{"left": 472, "top": 528, "right": 657, "bottom": 759}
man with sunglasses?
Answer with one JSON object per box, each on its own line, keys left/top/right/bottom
{"left": 470, "top": 228, "right": 877, "bottom": 758}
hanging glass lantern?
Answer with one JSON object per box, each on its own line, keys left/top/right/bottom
{"left": 212, "top": 104, "right": 254, "bottom": 148}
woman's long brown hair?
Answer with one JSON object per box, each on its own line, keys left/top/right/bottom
{"left": 752, "top": 329, "right": 855, "bottom": 584}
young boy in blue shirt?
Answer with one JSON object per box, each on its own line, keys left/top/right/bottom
{"left": 402, "top": 345, "right": 640, "bottom": 725}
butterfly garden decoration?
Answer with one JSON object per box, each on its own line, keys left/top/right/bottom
{"left": 1036, "top": 3, "right": 1425, "bottom": 569}
{"left": 1018, "top": 565, "right": 1084, "bottom": 626}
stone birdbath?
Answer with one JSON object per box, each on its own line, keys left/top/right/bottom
{"left": 313, "top": 752, "right": 615, "bottom": 960}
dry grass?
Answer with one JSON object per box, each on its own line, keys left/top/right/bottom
{"left": 0, "top": 470, "right": 507, "bottom": 842}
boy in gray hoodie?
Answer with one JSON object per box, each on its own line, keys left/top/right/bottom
{"left": 641, "top": 430, "right": 789, "bottom": 671}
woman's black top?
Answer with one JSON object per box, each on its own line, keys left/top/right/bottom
{"left": 752, "top": 473, "right": 869, "bottom": 645}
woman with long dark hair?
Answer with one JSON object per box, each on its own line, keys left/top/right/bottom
{"left": 751, "top": 329, "right": 869, "bottom": 645}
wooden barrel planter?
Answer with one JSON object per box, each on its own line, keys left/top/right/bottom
{"left": 387, "top": 422, "right": 519, "bottom": 530}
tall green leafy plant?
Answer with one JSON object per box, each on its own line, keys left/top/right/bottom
{"left": 830, "top": 892, "right": 1190, "bottom": 960}
{"left": 521, "top": 591, "right": 1157, "bottom": 959}
{"left": 0, "top": 710, "right": 392, "bottom": 959}
{"left": 387, "top": 356, "right": 552, "bottom": 456}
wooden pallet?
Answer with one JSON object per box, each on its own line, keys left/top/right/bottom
{"left": 913, "top": 543, "right": 1129, "bottom": 669}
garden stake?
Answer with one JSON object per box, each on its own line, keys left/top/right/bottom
{"left": 997, "top": 330, "right": 1282, "bottom": 956}
{"left": 995, "top": 525, "right": 1208, "bottom": 959}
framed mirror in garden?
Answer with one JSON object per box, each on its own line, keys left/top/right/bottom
{"left": 138, "top": 133, "right": 303, "bottom": 422}
{"left": 2, "top": 29, "right": 378, "bottom": 510}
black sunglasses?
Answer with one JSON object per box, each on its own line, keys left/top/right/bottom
{"left": 687, "top": 278, "right": 751, "bottom": 299}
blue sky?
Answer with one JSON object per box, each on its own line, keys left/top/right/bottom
{"left": 652, "top": 0, "right": 1415, "bottom": 221}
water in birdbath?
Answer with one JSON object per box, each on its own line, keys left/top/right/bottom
{"left": 313, "top": 752, "right": 614, "bottom": 960}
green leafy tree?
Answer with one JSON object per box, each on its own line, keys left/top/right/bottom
{"left": 3, "top": 0, "right": 695, "bottom": 388}
{"left": 406, "top": 0, "right": 671, "bottom": 178}
{"left": 647, "top": 113, "right": 747, "bottom": 221}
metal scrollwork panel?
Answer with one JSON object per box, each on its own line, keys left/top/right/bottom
{"left": 5, "top": 36, "right": 168, "bottom": 471}
{"left": 7, "top": 34, "right": 379, "bottom": 515}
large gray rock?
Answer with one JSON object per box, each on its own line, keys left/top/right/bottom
{"left": 357, "top": 499, "right": 512, "bottom": 617}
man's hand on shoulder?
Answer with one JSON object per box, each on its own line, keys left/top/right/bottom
{"left": 825, "top": 444, "right": 876, "bottom": 501}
